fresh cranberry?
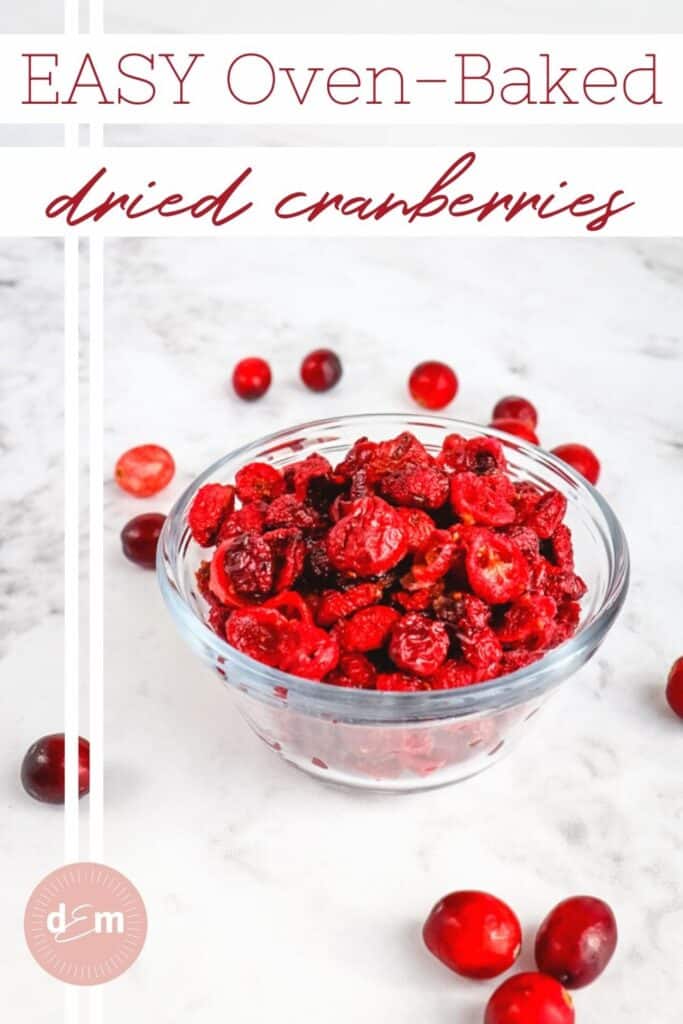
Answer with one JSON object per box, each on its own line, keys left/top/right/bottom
{"left": 115, "top": 444, "right": 175, "bottom": 497}
{"left": 423, "top": 890, "right": 522, "bottom": 979}
{"left": 485, "top": 972, "right": 574, "bottom": 1024}
{"left": 666, "top": 657, "right": 683, "bottom": 718}
{"left": 490, "top": 417, "right": 540, "bottom": 445}
{"left": 300, "top": 348, "right": 343, "bottom": 392}
{"left": 535, "top": 895, "right": 617, "bottom": 989}
{"left": 232, "top": 357, "right": 272, "bottom": 401}
{"left": 492, "top": 395, "right": 538, "bottom": 428}
{"left": 551, "top": 444, "right": 600, "bottom": 485}
{"left": 408, "top": 361, "right": 458, "bottom": 410}
{"left": 21, "top": 734, "right": 90, "bottom": 804}
{"left": 121, "top": 512, "right": 166, "bottom": 569}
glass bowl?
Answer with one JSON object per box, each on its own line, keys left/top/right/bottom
{"left": 157, "top": 414, "right": 629, "bottom": 793}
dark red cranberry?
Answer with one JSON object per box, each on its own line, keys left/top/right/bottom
{"left": 21, "top": 734, "right": 90, "bottom": 804}
{"left": 490, "top": 417, "right": 539, "bottom": 445}
{"left": 535, "top": 895, "right": 617, "bottom": 989}
{"left": 121, "top": 513, "right": 166, "bottom": 569}
{"left": 422, "top": 890, "right": 522, "bottom": 979}
{"left": 551, "top": 444, "right": 600, "bottom": 485}
{"left": 492, "top": 395, "right": 538, "bottom": 428}
{"left": 408, "top": 361, "right": 458, "bottom": 410}
{"left": 300, "top": 348, "right": 342, "bottom": 392}
{"left": 232, "top": 357, "right": 272, "bottom": 401}
{"left": 485, "top": 972, "right": 574, "bottom": 1024}
{"left": 666, "top": 657, "right": 683, "bottom": 718}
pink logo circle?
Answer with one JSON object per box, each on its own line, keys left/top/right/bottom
{"left": 25, "top": 862, "right": 147, "bottom": 985}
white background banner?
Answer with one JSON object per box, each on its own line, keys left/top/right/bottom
{"left": 0, "top": 145, "right": 677, "bottom": 236}
{"left": 0, "top": 34, "right": 679, "bottom": 124}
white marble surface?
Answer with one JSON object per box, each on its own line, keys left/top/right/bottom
{"left": 2, "top": 0, "right": 683, "bottom": 1020}
{"left": 3, "top": 233, "right": 683, "bottom": 1022}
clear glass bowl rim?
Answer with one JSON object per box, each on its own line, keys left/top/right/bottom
{"left": 157, "top": 412, "right": 630, "bottom": 722}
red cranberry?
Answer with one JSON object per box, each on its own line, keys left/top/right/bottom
{"left": 300, "top": 348, "right": 343, "bottom": 392}
{"left": 422, "top": 890, "right": 522, "bottom": 979}
{"left": 408, "top": 361, "right": 458, "bottom": 410}
{"left": 666, "top": 657, "right": 683, "bottom": 718}
{"left": 551, "top": 444, "right": 600, "bottom": 485}
{"left": 490, "top": 417, "right": 539, "bottom": 445}
{"left": 121, "top": 512, "right": 166, "bottom": 569}
{"left": 485, "top": 972, "right": 574, "bottom": 1024}
{"left": 115, "top": 444, "right": 175, "bottom": 497}
{"left": 21, "top": 734, "right": 90, "bottom": 804}
{"left": 492, "top": 395, "right": 538, "bottom": 429}
{"left": 232, "top": 357, "right": 272, "bottom": 401}
{"left": 535, "top": 895, "right": 617, "bottom": 989}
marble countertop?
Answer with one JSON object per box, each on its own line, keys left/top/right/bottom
{"left": 2, "top": 1, "right": 683, "bottom": 1020}
{"left": 2, "top": 232, "right": 682, "bottom": 1021}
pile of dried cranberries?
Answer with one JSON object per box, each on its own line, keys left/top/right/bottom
{"left": 188, "top": 430, "right": 586, "bottom": 690}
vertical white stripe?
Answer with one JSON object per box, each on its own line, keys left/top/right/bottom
{"left": 64, "top": 8, "right": 79, "bottom": 1024}
{"left": 63, "top": 235, "right": 79, "bottom": 863}
{"left": 89, "top": 5, "right": 105, "bottom": 1024}
{"left": 88, "top": 234, "right": 104, "bottom": 868}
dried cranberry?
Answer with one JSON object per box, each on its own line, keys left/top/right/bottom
{"left": 406, "top": 530, "right": 460, "bottom": 586}
{"left": 226, "top": 608, "right": 296, "bottom": 668}
{"left": 188, "top": 483, "right": 235, "bottom": 546}
{"left": 465, "top": 436, "right": 507, "bottom": 475}
{"left": 115, "top": 444, "right": 174, "bottom": 497}
{"left": 21, "top": 734, "right": 90, "bottom": 804}
{"left": 264, "top": 590, "right": 314, "bottom": 626}
{"left": 423, "top": 890, "right": 522, "bottom": 979}
{"left": 325, "top": 652, "right": 376, "bottom": 689}
{"left": 389, "top": 613, "right": 449, "bottom": 677}
{"left": 232, "top": 357, "right": 271, "bottom": 401}
{"left": 430, "top": 660, "right": 477, "bottom": 689}
{"left": 334, "top": 437, "right": 377, "bottom": 480}
{"left": 490, "top": 417, "right": 540, "bottom": 445}
{"left": 326, "top": 497, "right": 408, "bottom": 576}
{"left": 551, "top": 601, "right": 582, "bottom": 647}
{"left": 280, "top": 623, "right": 340, "bottom": 680}
{"left": 408, "top": 360, "right": 458, "bottom": 410}
{"left": 316, "top": 582, "right": 384, "bottom": 627}
{"left": 300, "top": 348, "right": 343, "bottom": 392}
{"left": 522, "top": 490, "right": 568, "bottom": 539}
{"left": 378, "top": 464, "right": 448, "bottom": 512}
{"left": 395, "top": 508, "right": 436, "bottom": 552}
{"left": 535, "top": 896, "right": 617, "bottom": 990}
{"left": 262, "top": 528, "right": 305, "bottom": 592}
{"left": 284, "top": 453, "right": 333, "bottom": 502}
{"left": 395, "top": 585, "right": 443, "bottom": 612}
{"left": 666, "top": 657, "right": 683, "bottom": 718}
{"left": 235, "top": 463, "right": 285, "bottom": 504}
{"left": 367, "top": 432, "right": 431, "bottom": 483}
{"left": 433, "top": 591, "right": 491, "bottom": 631}
{"left": 544, "top": 524, "right": 575, "bottom": 569}
{"left": 375, "top": 672, "right": 424, "bottom": 691}
{"left": 485, "top": 973, "right": 574, "bottom": 1024}
{"left": 551, "top": 443, "right": 600, "bottom": 485}
{"left": 264, "top": 494, "right": 318, "bottom": 532}
{"left": 504, "top": 525, "right": 540, "bottom": 562}
{"left": 492, "top": 395, "right": 538, "bottom": 429}
{"left": 459, "top": 625, "right": 503, "bottom": 675}
{"left": 498, "top": 595, "right": 557, "bottom": 648}
{"left": 339, "top": 605, "right": 401, "bottom": 652}
{"left": 121, "top": 513, "right": 166, "bottom": 569}
{"left": 465, "top": 529, "right": 529, "bottom": 605}
{"left": 450, "top": 472, "right": 515, "bottom": 527}
{"left": 217, "top": 502, "right": 267, "bottom": 543}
